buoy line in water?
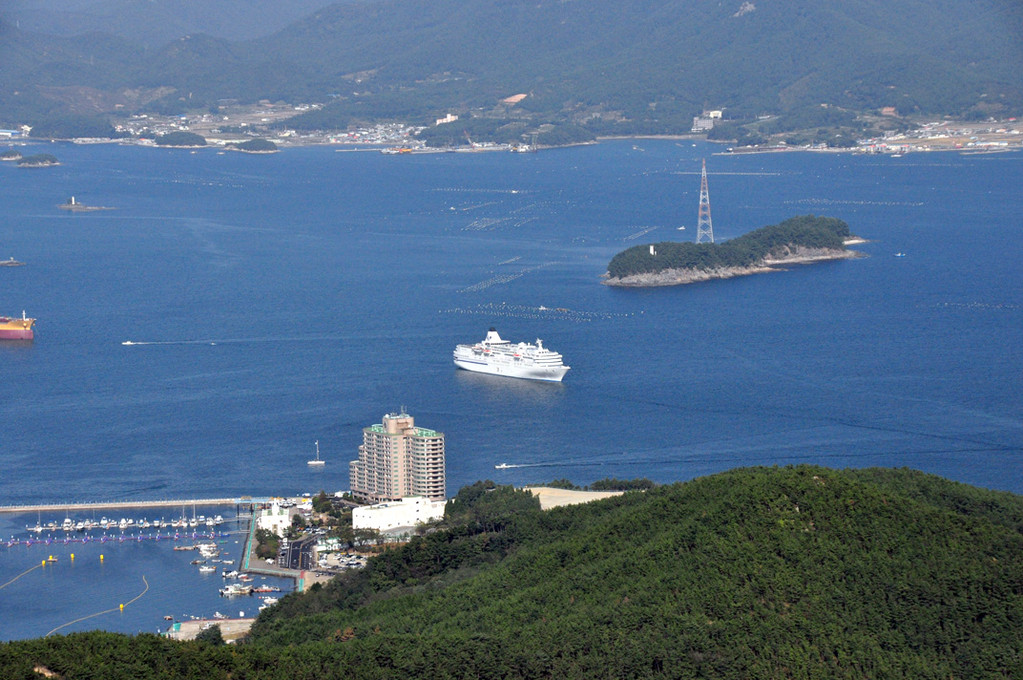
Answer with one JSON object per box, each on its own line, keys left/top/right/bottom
{"left": 440, "top": 302, "right": 637, "bottom": 322}
{"left": 0, "top": 562, "right": 43, "bottom": 590}
{"left": 45, "top": 575, "right": 149, "bottom": 637}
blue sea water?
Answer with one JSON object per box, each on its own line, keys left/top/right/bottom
{"left": 1, "top": 139, "right": 1021, "bottom": 640}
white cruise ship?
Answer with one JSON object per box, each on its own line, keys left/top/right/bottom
{"left": 453, "top": 328, "right": 570, "bottom": 382}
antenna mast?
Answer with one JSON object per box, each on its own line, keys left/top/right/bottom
{"left": 696, "top": 159, "right": 714, "bottom": 244}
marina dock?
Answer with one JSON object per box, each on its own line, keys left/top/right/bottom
{"left": 0, "top": 497, "right": 269, "bottom": 514}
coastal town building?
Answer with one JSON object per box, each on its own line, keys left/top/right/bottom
{"left": 352, "top": 496, "right": 447, "bottom": 534}
{"left": 691, "top": 116, "right": 715, "bottom": 132}
{"left": 256, "top": 500, "right": 293, "bottom": 537}
{"left": 349, "top": 410, "right": 446, "bottom": 504}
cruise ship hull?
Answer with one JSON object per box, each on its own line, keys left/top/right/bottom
{"left": 454, "top": 356, "right": 569, "bottom": 382}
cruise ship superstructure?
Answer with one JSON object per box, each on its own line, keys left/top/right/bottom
{"left": 453, "top": 328, "right": 570, "bottom": 382}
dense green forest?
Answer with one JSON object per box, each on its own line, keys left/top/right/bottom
{"left": 606, "top": 215, "right": 851, "bottom": 279}
{"left": 25, "top": 115, "right": 120, "bottom": 140}
{"left": 2, "top": 0, "right": 1021, "bottom": 135}
{"left": 154, "top": 131, "right": 207, "bottom": 147}
{"left": 2, "top": 466, "right": 1021, "bottom": 679}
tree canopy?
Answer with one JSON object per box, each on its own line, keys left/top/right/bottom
{"left": 231, "top": 138, "right": 277, "bottom": 152}
{"left": 154, "top": 131, "right": 206, "bottom": 147}
{"left": 2, "top": 466, "right": 1021, "bottom": 678}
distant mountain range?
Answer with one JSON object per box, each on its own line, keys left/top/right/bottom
{"left": 1, "top": 0, "right": 342, "bottom": 44}
{"left": 2, "top": 0, "right": 1021, "bottom": 134}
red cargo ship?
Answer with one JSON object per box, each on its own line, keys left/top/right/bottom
{"left": 0, "top": 311, "right": 35, "bottom": 340}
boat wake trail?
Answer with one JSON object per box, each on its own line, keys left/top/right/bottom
{"left": 495, "top": 461, "right": 600, "bottom": 470}
{"left": 122, "top": 335, "right": 340, "bottom": 347}
{"left": 123, "top": 340, "right": 219, "bottom": 347}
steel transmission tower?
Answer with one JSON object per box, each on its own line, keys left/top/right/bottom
{"left": 696, "top": 159, "right": 714, "bottom": 243}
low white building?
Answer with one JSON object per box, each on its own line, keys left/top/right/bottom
{"left": 256, "top": 501, "right": 293, "bottom": 537}
{"left": 352, "top": 496, "right": 446, "bottom": 533}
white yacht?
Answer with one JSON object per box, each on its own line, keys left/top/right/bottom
{"left": 307, "top": 440, "right": 325, "bottom": 466}
{"left": 453, "top": 328, "right": 570, "bottom": 382}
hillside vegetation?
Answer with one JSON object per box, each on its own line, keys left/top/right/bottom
{"left": 2, "top": 466, "right": 1021, "bottom": 679}
{"left": 606, "top": 215, "right": 851, "bottom": 280}
{"left": 2, "top": 0, "right": 1021, "bottom": 133}
{"left": 0, "top": 0, "right": 337, "bottom": 46}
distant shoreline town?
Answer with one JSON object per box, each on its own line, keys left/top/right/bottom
{"left": 2, "top": 104, "right": 1020, "bottom": 156}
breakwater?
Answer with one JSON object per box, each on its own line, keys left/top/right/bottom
{"left": 0, "top": 498, "right": 268, "bottom": 514}
{"left": 5, "top": 531, "right": 230, "bottom": 549}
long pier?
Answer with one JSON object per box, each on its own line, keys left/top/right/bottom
{"left": 0, "top": 497, "right": 272, "bottom": 515}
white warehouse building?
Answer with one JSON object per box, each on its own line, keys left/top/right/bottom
{"left": 352, "top": 496, "right": 446, "bottom": 533}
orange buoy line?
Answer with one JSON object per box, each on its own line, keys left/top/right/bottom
{"left": 44, "top": 575, "right": 149, "bottom": 637}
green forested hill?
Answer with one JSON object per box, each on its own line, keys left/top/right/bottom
{"left": 606, "top": 214, "right": 851, "bottom": 279}
{"left": 0, "top": 0, "right": 339, "bottom": 46}
{"left": 2, "top": 466, "right": 1021, "bottom": 679}
{"left": 1, "top": 0, "right": 1021, "bottom": 130}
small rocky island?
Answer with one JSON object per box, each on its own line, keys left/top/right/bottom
{"left": 604, "top": 215, "right": 862, "bottom": 287}
{"left": 58, "top": 196, "right": 114, "bottom": 212}
{"left": 15, "top": 153, "right": 60, "bottom": 168}
{"left": 229, "top": 138, "right": 278, "bottom": 153}
{"left": 155, "top": 131, "right": 207, "bottom": 147}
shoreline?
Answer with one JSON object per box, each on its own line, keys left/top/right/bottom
{"left": 603, "top": 246, "right": 863, "bottom": 288}
{"left": 21, "top": 127, "right": 1022, "bottom": 155}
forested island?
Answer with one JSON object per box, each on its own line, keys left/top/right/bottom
{"left": 604, "top": 215, "right": 860, "bottom": 287}
{"left": 2, "top": 466, "right": 1021, "bottom": 679}
{"left": 154, "top": 131, "right": 207, "bottom": 147}
{"left": 228, "top": 138, "right": 278, "bottom": 153}
{"left": 15, "top": 153, "right": 59, "bottom": 168}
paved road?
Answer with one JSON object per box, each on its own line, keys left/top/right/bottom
{"left": 280, "top": 537, "right": 314, "bottom": 570}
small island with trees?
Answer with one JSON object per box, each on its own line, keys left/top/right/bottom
{"left": 15, "top": 153, "right": 60, "bottom": 168}
{"left": 154, "top": 131, "right": 207, "bottom": 147}
{"left": 604, "top": 215, "right": 862, "bottom": 287}
{"left": 228, "top": 138, "right": 278, "bottom": 153}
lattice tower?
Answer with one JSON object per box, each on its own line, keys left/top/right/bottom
{"left": 696, "top": 159, "right": 714, "bottom": 243}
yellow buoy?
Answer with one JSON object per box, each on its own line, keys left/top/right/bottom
{"left": 42, "top": 560, "right": 46, "bottom": 568}
{"left": 71, "top": 553, "right": 75, "bottom": 561}
{"left": 119, "top": 603, "right": 124, "bottom": 611}
{"left": 100, "top": 554, "right": 105, "bottom": 561}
